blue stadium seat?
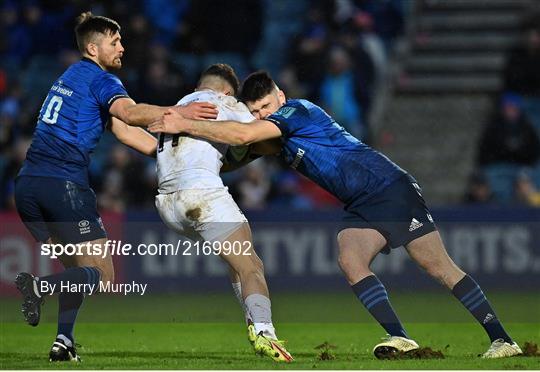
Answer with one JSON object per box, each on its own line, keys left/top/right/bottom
{"left": 522, "top": 97, "right": 540, "bottom": 139}
{"left": 529, "top": 162, "right": 540, "bottom": 188}
{"left": 482, "top": 163, "right": 521, "bottom": 203}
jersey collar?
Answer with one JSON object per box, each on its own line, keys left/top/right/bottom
{"left": 81, "top": 57, "right": 103, "bottom": 70}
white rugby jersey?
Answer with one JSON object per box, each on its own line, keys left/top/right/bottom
{"left": 157, "top": 90, "right": 255, "bottom": 193}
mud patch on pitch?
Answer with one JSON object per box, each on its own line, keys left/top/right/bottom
{"left": 315, "top": 342, "right": 336, "bottom": 361}
{"left": 521, "top": 342, "right": 539, "bottom": 357}
{"left": 380, "top": 347, "right": 445, "bottom": 360}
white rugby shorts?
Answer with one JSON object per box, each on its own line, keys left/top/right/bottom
{"left": 155, "top": 187, "right": 247, "bottom": 242}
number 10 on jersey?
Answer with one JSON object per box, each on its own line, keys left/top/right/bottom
{"left": 41, "top": 95, "right": 63, "bottom": 124}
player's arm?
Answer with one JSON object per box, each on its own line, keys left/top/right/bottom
{"left": 220, "top": 140, "right": 281, "bottom": 173}
{"left": 250, "top": 139, "right": 282, "bottom": 155}
{"left": 109, "top": 97, "right": 218, "bottom": 127}
{"left": 148, "top": 109, "right": 282, "bottom": 145}
{"left": 221, "top": 145, "right": 261, "bottom": 172}
{"left": 108, "top": 116, "right": 157, "bottom": 157}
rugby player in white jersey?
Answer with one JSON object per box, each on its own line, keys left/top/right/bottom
{"left": 154, "top": 64, "right": 292, "bottom": 362}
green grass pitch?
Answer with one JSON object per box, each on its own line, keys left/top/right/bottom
{"left": 1, "top": 291, "right": 538, "bottom": 369}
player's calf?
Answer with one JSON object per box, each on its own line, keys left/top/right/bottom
{"left": 339, "top": 228, "right": 411, "bottom": 346}
{"left": 452, "top": 275, "right": 515, "bottom": 345}
{"left": 406, "top": 232, "right": 517, "bottom": 351}
{"left": 220, "top": 224, "right": 279, "bottom": 340}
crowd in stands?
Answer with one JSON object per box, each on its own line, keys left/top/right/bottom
{"left": 0, "top": 0, "right": 405, "bottom": 212}
{"left": 466, "top": 18, "right": 540, "bottom": 207}
{"left": 2, "top": 0, "right": 539, "bottom": 211}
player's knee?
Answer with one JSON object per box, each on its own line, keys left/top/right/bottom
{"left": 337, "top": 229, "right": 347, "bottom": 243}
{"left": 337, "top": 229, "right": 355, "bottom": 247}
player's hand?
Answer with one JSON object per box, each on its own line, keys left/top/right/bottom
{"left": 148, "top": 109, "right": 187, "bottom": 134}
{"left": 175, "top": 102, "right": 218, "bottom": 120}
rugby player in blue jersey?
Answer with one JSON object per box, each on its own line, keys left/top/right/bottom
{"left": 14, "top": 12, "right": 217, "bottom": 362}
{"left": 149, "top": 71, "right": 522, "bottom": 359}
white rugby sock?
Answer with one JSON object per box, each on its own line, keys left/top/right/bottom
{"left": 244, "top": 294, "right": 277, "bottom": 339}
{"left": 231, "top": 282, "right": 251, "bottom": 324}
{"left": 56, "top": 334, "right": 73, "bottom": 347}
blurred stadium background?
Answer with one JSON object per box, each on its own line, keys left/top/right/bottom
{"left": 1, "top": 0, "right": 539, "bottom": 328}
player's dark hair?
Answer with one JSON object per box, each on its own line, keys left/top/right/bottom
{"left": 198, "top": 64, "right": 240, "bottom": 96}
{"left": 239, "top": 71, "right": 277, "bottom": 103}
{"left": 74, "top": 12, "right": 121, "bottom": 53}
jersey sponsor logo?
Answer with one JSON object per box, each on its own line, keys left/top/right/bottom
{"left": 408, "top": 218, "right": 423, "bottom": 232}
{"left": 51, "top": 84, "right": 73, "bottom": 97}
{"left": 275, "top": 106, "right": 296, "bottom": 118}
{"left": 291, "top": 148, "right": 305, "bottom": 169}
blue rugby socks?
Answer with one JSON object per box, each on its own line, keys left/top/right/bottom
{"left": 352, "top": 275, "right": 408, "bottom": 338}
{"left": 37, "top": 266, "right": 101, "bottom": 345}
{"left": 452, "top": 275, "right": 512, "bottom": 343}
{"left": 57, "top": 292, "right": 85, "bottom": 345}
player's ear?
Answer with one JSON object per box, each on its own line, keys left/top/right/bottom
{"left": 277, "top": 90, "right": 286, "bottom": 105}
{"left": 86, "top": 42, "right": 98, "bottom": 57}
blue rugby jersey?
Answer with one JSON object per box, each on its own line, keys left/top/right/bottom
{"left": 19, "top": 58, "right": 129, "bottom": 186}
{"left": 266, "top": 99, "right": 407, "bottom": 205}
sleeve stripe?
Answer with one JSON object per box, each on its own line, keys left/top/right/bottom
{"left": 266, "top": 117, "right": 282, "bottom": 126}
{"left": 107, "top": 94, "right": 130, "bottom": 107}
{"left": 266, "top": 117, "right": 287, "bottom": 136}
